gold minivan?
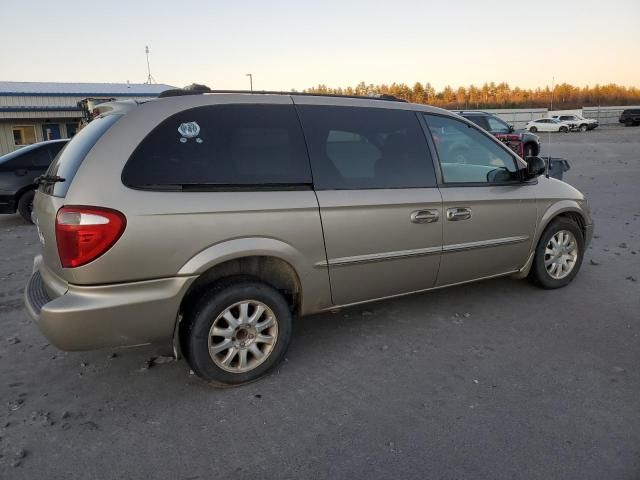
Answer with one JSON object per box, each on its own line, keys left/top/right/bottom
{"left": 25, "top": 91, "right": 593, "bottom": 385}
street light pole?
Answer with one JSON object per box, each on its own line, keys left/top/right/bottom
{"left": 246, "top": 73, "right": 253, "bottom": 93}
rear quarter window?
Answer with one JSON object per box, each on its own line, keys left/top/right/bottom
{"left": 122, "top": 104, "right": 311, "bottom": 189}
{"left": 41, "top": 115, "right": 121, "bottom": 197}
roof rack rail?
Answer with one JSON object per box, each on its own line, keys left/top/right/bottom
{"left": 158, "top": 88, "right": 407, "bottom": 102}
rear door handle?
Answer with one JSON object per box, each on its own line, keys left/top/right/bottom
{"left": 410, "top": 209, "right": 440, "bottom": 224}
{"left": 15, "top": 169, "right": 28, "bottom": 176}
{"left": 446, "top": 207, "right": 472, "bottom": 221}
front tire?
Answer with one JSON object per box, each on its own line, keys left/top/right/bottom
{"left": 529, "top": 126, "right": 538, "bottom": 133}
{"left": 523, "top": 142, "right": 537, "bottom": 158}
{"left": 17, "top": 190, "right": 35, "bottom": 224}
{"left": 559, "top": 126, "right": 569, "bottom": 133}
{"left": 529, "top": 218, "right": 584, "bottom": 289}
{"left": 579, "top": 124, "right": 589, "bottom": 132}
{"left": 183, "top": 279, "right": 292, "bottom": 385}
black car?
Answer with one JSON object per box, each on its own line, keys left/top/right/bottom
{"left": 454, "top": 110, "right": 541, "bottom": 158}
{"left": 0, "top": 139, "right": 68, "bottom": 223}
{"left": 619, "top": 109, "right": 640, "bottom": 127}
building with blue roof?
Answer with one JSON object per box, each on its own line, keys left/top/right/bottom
{"left": 0, "top": 81, "right": 174, "bottom": 155}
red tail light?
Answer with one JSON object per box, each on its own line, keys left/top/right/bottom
{"left": 55, "top": 206, "right": 126, "bottom": 268}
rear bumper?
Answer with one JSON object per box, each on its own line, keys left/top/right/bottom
{"left": 25, "top": 257, "right": 196, "bottom": 351}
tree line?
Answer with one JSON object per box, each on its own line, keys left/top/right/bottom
{"left": 304, "top": 81, "right": 640, "bottom": 109}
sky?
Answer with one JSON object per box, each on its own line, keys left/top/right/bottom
{"left": 2, "top": 0, "right": 639, "bottom": 91}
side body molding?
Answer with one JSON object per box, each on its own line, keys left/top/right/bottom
{"left": 177, "top": 237, "right": 333, "bottom": 315}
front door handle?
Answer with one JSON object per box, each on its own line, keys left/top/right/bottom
{"left": 411, "top": 209, "right": 440, "bottom": 224}
{"left": 446, "top": 207, "right": 472, "bottom": 221}
{"left": 15, "top": 169, "right": 28, "bottom": 177}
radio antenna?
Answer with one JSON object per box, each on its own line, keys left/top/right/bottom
{"left": 145, "top": 46, "right": 156, "bottom": 84}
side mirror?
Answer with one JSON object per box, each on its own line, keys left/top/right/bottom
{"left": 508, "top": 124, "right": 515, "bottom": 133}
{"left": 524, "top": 156, "right": 546, "bottom": 179}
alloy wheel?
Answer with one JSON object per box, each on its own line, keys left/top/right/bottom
{"left": 208, "top": 300, "right": 278, "bottom": 373}
{"left": 544, "top": 230, "right": 579, "bottom": 280}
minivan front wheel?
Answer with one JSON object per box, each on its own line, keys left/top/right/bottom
{"left": 529, "top": 218, "right": 584, "bottom": 289}
{"left": 183, "top": 279, "right": 292, "bottom": 385}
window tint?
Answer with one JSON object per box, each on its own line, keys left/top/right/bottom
{"left": 464, "top": 115, "right": 489, "bottom": 130}
{"left": 47, "top": 142, "right": 66, "bottom": 163}
{"left": 27, "top": 145, "right": 52, "bottom": 167}
{"left": 486, "top": 116, "right": 510, "bottom": 133}
{"left": 123, "top": 105, "right": 311, "bottom": 189}
{"left": 297, "top": 105, "right": 435, "bottom": 189}
{"left": 424, "top": 114, "right": 518, "bottom": 184}
{"left": 42, "top": 114, "right": 121, "bottom": 197}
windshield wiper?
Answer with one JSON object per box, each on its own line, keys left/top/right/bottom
{"left": 36, "top": 174, "right": 66, "bottom": 185}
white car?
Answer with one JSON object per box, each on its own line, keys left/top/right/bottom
{"left": 551, "top": 114, "right": 599, "bottom": 132}
{"left": 525, "top": 118, "right": 572, "bottom": 133}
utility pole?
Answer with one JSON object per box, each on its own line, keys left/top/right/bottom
{"left": 145, "top": 46, "right": 156, "bottom": 84}
{"left": 246, "top": 73, "right": 253, "bottom": 93}
{"left": 550, "top": 76, "right": 555, "bottom": 113}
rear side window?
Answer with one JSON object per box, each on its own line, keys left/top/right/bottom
{"left": 122, "top": 104, "right": 311, "bottom": 189}
{"left": 42, "top": 115, "right": 121, "bottom": 197}
{"left": 297, "top": 105, "right": 435, "bottom": 189}
{"left": 464, "top": 115, "right": 489, "bottom": 130}
{"left": 26, "top": 146, "right": 52, "bottom": 167}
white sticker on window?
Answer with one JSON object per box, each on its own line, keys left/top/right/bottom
{"left": 178, "top": 122, "right": 200, "bottom": 140}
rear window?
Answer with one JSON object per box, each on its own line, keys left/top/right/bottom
{"left": 122, "top": 104, "right": 311, "bottom": 189}
{"left": 41, "top": 115, "right": 121, "bottom": 197}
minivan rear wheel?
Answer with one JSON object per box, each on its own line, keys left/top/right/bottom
{"left": 183, "top": 279, "right": 292, "bottom": 385}
{"left": 529, "top": 218, "right": 584, "bottom": 289}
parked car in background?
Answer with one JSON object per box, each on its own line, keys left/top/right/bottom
{"left": 619, "top": 108, "right": 640, "bottom": 126}
{"left": 454, "top": 110, "right": 541, "bottom": 157}
{"left": 525, "top": 118, "right": 572, "bottom": 133}
{"left": 25, "top": 91, "right": 593, "bottom": 386}
{"left": 0, "top": 139, "right": 68, "bottom": 223}
{"left": 551, "top": 114, "right": 598, "bottom": 131}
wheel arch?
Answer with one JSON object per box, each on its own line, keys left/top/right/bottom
{"left": 179, "top": 254, "right": 304, "bottom": 318}
{"left": 514, "top": 202, "right": 590, "bottom": 279}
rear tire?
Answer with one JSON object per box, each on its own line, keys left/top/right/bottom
{"left": 183, "top": 278, "right": 292, "bottom": 386}
{"left": 625, "top": 119, "right": 633, "bottom": 127}
{"left": 17, "top": 190, "right": 35, "bottom": 224}
{"left": 529, "top": 126, "right": 538, "bottom": 133}
{"left": 529, "top": 218, "right": 584, "bottom": 289}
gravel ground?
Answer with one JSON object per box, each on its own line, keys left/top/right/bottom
{"left": 1, "top": 125, "right": 639, "bottom": 480}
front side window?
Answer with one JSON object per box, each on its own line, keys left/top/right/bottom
{"left": 297, "top": 105, "right": 436, "bottom": 189}
{"left": 424, "top": 114, "right": 518, "bottom": 184}
{"left": 123, "top": 105, "right": 311, "bottom": 189}
{"left": 486, "top": 116, "right": 511, "bottom": 133}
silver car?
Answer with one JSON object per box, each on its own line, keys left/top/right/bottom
{"left": 25, "top": 91, "right": 593, "bottom": 385}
